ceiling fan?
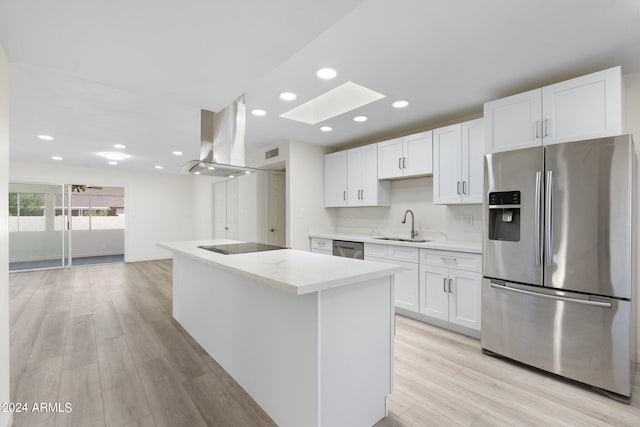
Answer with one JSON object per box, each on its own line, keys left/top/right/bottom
{"left": 71, "top": 185, "right": 103, "bottom": 193}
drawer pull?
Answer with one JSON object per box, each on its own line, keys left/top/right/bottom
{"left": 441, "top": 257, "right": 457, "bottom": 263}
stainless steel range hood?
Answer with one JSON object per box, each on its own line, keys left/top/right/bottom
{"left": 181, "top": 95, "right": 261, "bottom": 177}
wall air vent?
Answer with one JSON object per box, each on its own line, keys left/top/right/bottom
{"left": 265, "top": 148, "right": 279, "bottom": 160}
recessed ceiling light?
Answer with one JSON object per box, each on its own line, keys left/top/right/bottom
{"left": 244, "top": 171, "right": 252, "bottom": 174}
{"left": 227, "top": 175, "right": 234, "bottom": 178}
{"left": 108, "top": 161, "right": 118, "bottom": 165}
{"left": 98, "top": 152, "right": 130, "bottom": 161}
{"left": 155, "top": 165, "right": 163, "bottom": 170}
{"left": 38, "top": 135, "right": 55, "bottom": 141}
{"left": 113, "top": 144, "right": 127, "bottom": 149}
{"left": 279, "top": 92, "right": 297, "bottom": 101}
{"left": 392, "top": 100, "right": 409, "bottom": 108}
{"left": 251, "top": 109, "right": 267, "bottom": 116}
{"left": 51, "top": 156, "right": 63, "bottom": 161}
{"left": 320, "top": 126, "right": 333, "bottom": 132}
{"left": 207, "top": 166, "right": 215, "bottom": 170}
{"left": 172, "top": 151, "right": 183, "bottom": 156}
{"left": 194, "top": 171, "right": 201, "bottom": 175}
{"left": 317, "top": 68, "right": 337, "bottom": 80}
{"left": 353, "top": 115, "right": 368, "bottom": 122}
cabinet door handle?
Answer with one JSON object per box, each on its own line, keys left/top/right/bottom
{"left": 402, "top": 157, "right": 406, "bottom": 169}
{"left": 535, "top": 120, "right": 540, "bottom": 139}
{"left": 448, "top": 278, "right": 453, "bottom": 293}
{"left": 443, "top": 278, "right": 447, "bottom": 293}
{"left": 343, "top": 190, "right": 346, "bottom": 201}
{"left": 543, "top": 119, "right": 549, "bottom": 137}
{"left": 462, "top": 181, "right": 467, "bottom": 195}
{"left": 398, "top": 157, "right": 402, "bottom": 169}
{"left": 361, "top": 189, "right": 364, "bottom": 200}
{"left": 457, "top": 181, "right": 461, "bottom": 195}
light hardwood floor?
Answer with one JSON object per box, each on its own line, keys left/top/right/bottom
{"left": 8, "top": 260, "right": 640, "bottom": 426}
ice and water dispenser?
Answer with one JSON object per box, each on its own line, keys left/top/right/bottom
{"left": 488, "top": 191, "right": 521, "bottom": 241}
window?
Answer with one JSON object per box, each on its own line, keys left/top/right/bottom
{"left": 68, "top": 194, "right": 125, "bottom": 230}
{"left": 8, "top": 192, "right": 46, "bottom": 231}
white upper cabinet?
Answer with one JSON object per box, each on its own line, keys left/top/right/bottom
{"left": 324, "top": 150, "right": 347, "bottom": 207}
{"left": 433, "top": 119, "right": 484, "bottom": 205}
{"left": 378, "top": 131, "right": 433, "bottom": 179}
{"left": 377, "top": 138, "right": 404, "bottom": 179}
{"left": 348, "top": 144, "right": 390, "bottom": 206}
{"left": 324, "top": 145, "right": 390, "bottom": 207}
{"left": 542, "top": 67, "right": 623, "bottom": 145}
{"left": 433, "top": 124, "right": 462, "bottom": 204}
{"left": 461, "top": 119, "right": 484, "bottom": 203}
{"left": 484, "top": 89, "right": 542, "bottom": 153}
{"left": 484, "top": 66, "right": 623, "bottom": 153}
{"left": 403, "top": 130, "right": 433, "bottom": 177}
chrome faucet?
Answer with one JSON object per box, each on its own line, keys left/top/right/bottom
{"left": 401, "top": 209, "right": 419, "bottom": 239}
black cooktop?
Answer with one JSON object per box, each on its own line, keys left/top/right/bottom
{"left": 198, "top": 242, "right": 288, "bottom": 255}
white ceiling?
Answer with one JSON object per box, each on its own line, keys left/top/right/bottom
{"left": 2, "top": 0, "right": 640, "bottom": 173}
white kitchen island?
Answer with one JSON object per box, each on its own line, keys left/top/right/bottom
{"left": 157, "top": 240, "right": 403, "bottom": 427}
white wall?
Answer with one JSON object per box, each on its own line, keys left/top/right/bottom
{"left": 10, "top": 163, "right": 196, "bottom": 262}
{"left": 0, "top": 44, "right": 12, "bottom": 427}
{"left": 287, "top": 141, "right": 337, "bottom": 250}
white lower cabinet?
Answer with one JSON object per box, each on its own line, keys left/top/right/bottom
{"left": 365, "top": 243, "right": 419, "bottom": 312}
{"left": 419, "top": 249, "right": 482, "bottom": 331}
{"left": 310, "top": 238, "right": 332, "bottom": 255}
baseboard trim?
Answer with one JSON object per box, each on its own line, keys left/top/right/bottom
{"left": 1, "top": 412, "right": 13, "bottom": 427}
{"left": 125, "top": 256, "right": 172, "bottom": 263}
{"left": 395, "top": 308, "right": 481, "bottom": 340}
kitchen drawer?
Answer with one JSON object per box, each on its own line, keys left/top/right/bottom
{"left": 311, "top": 248, "right": 332, "bottom": 256}
{"left": 311, "top": 238, "right": 332, "bottom": 251}
{"left": 365, "top": 243, "right": 419, "bottom": 263}
{"left": 420, "top": 249, "right": 482, "bottom": 272}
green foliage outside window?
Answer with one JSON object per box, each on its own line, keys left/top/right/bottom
{"left": 9, "top": 192, "right": 44, "bottom": 216}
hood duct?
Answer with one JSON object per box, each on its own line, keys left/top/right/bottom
{"left": 181, "top": 95, "right": 261, "bottom": 177}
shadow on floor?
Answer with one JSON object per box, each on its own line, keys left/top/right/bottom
{"left": 9, "top": 254, "right": 124, "bottom": 270}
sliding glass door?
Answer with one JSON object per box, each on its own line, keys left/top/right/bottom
{"left": 9, "top": 183, "right": 70, "bottom": 270}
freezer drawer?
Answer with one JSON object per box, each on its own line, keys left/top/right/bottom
{"left": 481, "top": 279, "right": 633, "bottom": 397}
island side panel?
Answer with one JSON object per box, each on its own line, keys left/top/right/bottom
{"left": 172, "top": 253, "right": 319, "bottom": 427}
{"left": 318, "top": 276, "right": 393, "bottom": 427}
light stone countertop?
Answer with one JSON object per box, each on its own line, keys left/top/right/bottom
{"left": 309, "top": 232, "right": 482, "bottom": 254}
{"left": 158, "top": 239, "right": 403, "bottom": 296}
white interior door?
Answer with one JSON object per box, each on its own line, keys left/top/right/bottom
{"left": 226, "top": 179, "right": 237, "bottom": 240}
{"left": 213, "top": 181, "right": 227, "bottom": 239}
{"left": 267, "top": 172, "right": 286, "bottom": 246}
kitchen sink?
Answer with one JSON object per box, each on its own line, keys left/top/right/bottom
{"left": 373, "top": 237, "right": 431, "bottom": 243}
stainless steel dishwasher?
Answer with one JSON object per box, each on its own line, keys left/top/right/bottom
{"left": 332, "top": 240, "right": 364, "bottom": 259}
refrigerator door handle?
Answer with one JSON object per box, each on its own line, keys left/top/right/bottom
{"left": 488, "top": 282, "right": 612, "bottom": 308}
{"left": 545, "top": 170, "right": 553, "bottom": 266}
{"left": 534, "top": 171, "right": 542, "bottom": 265}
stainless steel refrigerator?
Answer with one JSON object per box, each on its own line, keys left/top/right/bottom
{"left": 482, "top": 134, "right": 637, "bottom": 400}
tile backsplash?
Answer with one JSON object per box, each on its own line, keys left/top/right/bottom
{"left": 330, "top": 176, "right": 484, "bottom": 239}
